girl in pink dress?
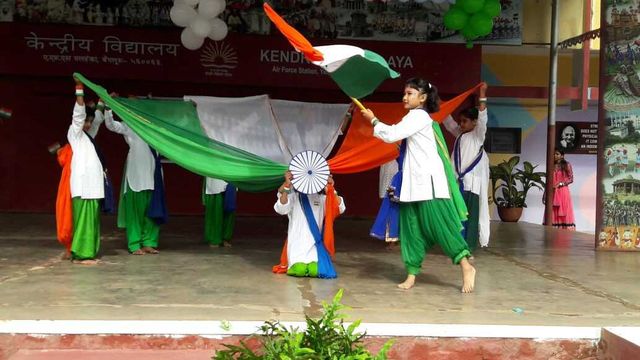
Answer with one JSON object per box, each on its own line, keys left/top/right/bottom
{"left": 552, "top": 150, "right": 576, "bottom": 229}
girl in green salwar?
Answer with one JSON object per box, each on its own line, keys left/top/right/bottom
{"left": 361, "top": 78, "right": 477, "bottom": 293}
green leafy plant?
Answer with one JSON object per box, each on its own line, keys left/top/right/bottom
{"left": 489, "top": 156, "right": 546, "bottom": 208}
{"left": 213, "top": 289, "right": 393, "bottom": 360}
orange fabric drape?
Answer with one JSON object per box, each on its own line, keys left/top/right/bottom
{"left": 337, "top": 103, "right": 406, "bottom": 155}
{"left": 337, "top": 84, "right": 483, "bottom": 155}
{"left": 55, "top": 144, "right": 73, "bottom": 252}
{"left": 271, "top": 184, "right": 341, "bottom": 274}
{"left": 272, "top": 238, "right": 288, "bottom": 274}
{"left": 322, "top": 183, "right": 340, "bottom": 256}
{"left": 263, "top": 3, "right": 324, "bottom": 62}
{"left": 328, "top": 138, "right": 398, "bottom": 174}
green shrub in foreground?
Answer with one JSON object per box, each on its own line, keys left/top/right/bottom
{"left": 213, "top": 289, "right": 393, "bottom": 360}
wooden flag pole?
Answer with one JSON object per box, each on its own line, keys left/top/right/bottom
{"left": 350, "top": 97, "right": 365, "bottom": 111}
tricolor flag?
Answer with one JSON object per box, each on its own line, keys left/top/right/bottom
{"left": 263, "top": 3, "right": 400, "bottom": 99}
{"left": 0, "top": 107, "right": 12, "bottom": 120}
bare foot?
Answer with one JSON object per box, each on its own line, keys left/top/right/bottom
{"left": 141, "top": 247, "right": 159, "bottom": 254}
{"left": 223, "top": 241, "right": 232, "bottom": 248}
{"left": 131, "top": 249, "right": 145, "bottom": 255}
{"left": 460, "top": 258, "right": 476, "bottom": 293}
{"left": 60, "top": 251, "right": 71, "bottom": 260}
{"left": 397, "top": 274, "right": 416, "bottom": 290}
{"left": 72, "top": 259, "right": 99, "bottom": 265}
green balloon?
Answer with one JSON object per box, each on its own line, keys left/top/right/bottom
{"left": 482, "top": 0, "right": 502, "bottom": 18}
{"left": 461, "top": 23, "right": 479, "bottom": 40}
{"left": 459, "top": 0, "right": 485, "bottom": 14}
{"left": 444, "top": 8, "right": 469, "bottom": 31}
{"left": 469, "top": 13, "right": 494, "bottom": 37}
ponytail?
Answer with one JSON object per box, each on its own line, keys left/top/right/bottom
{"left": 405, "top": 77, "right": 440, "bottom": 113}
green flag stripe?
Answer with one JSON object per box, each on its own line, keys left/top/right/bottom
{"left": 74, "top": 73, "right": 286, "bottom": 192}
{"left": 328, "top": 50, "right": 401, "bottom": 99}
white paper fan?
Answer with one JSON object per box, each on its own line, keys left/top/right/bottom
{"left": 288, "top": 150, "right": 330, "bottom": 194}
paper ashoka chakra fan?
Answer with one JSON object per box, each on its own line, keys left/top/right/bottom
{"left": 288, "top": 150, "right": 330, "bottom": 195}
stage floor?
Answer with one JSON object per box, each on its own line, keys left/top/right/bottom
{"left": 0, "top": 213, "right": 638, "bottom": 327}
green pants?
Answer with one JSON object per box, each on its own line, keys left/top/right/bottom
{"left": 71, "top": 197, "right": 100, "bottom": 260}
{"left": 123, "top": 188, "right": 160, "bottom": 252}
{"left": 399, "top": 199, "right": 471, "bottom": 275}
{"left": 204, "top": 193, "right": 235, "bottom": 246}
{"left": 461, "top": 191, "right": 480, "bottom": 251}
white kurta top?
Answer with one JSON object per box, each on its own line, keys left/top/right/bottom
{"left": 104, "top": 110, "right": 156, "bottom": 192}
{"left": 373, "top": 108, "right": 449, "bottom": 202}
{"left": 444, "top": 110, "right": 490, "bottom": 247}
{"left": 68, "top": 103, "right": 104, "bottom": 199}
{"left": 274, "top": 192, "right": 345, "bottom": 268}
{"left": 205, "top": 178, "right": 228, "bottom": 195}
{"left": 444, "top": 109, "right": 489, "bottom": 195}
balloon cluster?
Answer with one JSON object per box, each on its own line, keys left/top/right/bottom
{"left": 170, "top": 0, "right": 228, "bottom": 50}
{"left": 443, "top": 0, "right": 501, "bottom": 48}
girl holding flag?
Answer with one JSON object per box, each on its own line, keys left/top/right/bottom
{"left": 274, "top": 171, "right": 345, "bottom": 278}
{"left": 361, "top": 78, "right": 476, "bottom": 292}
{"left": 104, "top": 97, "right": 167, "bottom": 255}
{"left": 67, "top": 76, "right": 106, "bottom": 264}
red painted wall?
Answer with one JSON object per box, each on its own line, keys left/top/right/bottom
{"left": 0, "top": 24, "right": 479, "bottom": 216}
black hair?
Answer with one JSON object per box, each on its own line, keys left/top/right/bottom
{"left": 405, "top": 77, "right": 440, "bottom": 113}
{"left": 554, "top": 149, "right": 570, "bottom": 175}
{"left": 460, "top": 106, "right": 479, "bottom": 120}
{"left": 85, "top": 105, "right": 95, "bottom": 122}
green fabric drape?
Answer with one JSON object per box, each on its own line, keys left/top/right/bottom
{"left": 75, "top": 73, "right": 287, "bottom": 192}
{"left": 433, "top": 122, "right": 468, "bottom": 223}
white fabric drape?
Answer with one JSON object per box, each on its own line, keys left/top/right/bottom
{"left": 185, "top": 95, "right": 349, "bottom": 164}
{"left": 186, "top": 95, "right": 286, "bottom": 163}
{"left": 270, "top": 99, "right": 349, "bottom": 161}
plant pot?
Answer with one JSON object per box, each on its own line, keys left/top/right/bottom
{"left": 497, "top": 207, "right": 523, "bottom": 222}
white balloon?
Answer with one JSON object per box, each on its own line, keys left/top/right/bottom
{"left": 182, "top": 0, "right": 200, "bottom": 7}
{"left": 208, "top": 18, "right": 228, "bottom": 41}
{"left": 215, "top": 0, "right": 226, "bottom": 13}
{"left": 189, "top": 15, "right": 213, "bottom": 37}
{"left": 181, "top": 27, "right": 205, "bottom": 50}
{"left": 198, "top": 0, "right": 223, "bottom": 18}
{"left": 170, "top": 5, "right": 197, "bottom": 27}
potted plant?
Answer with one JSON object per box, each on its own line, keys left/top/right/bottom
{"left": 489, "top": 156, "right": 546, "bottom": 222}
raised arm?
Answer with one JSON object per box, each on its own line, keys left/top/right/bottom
{"left": 361, "top": 109, "right": 429, "bottom": 143}
{"left": 473, "top": 82, "right": 489, "bottom": 140}
{"left": 324, "top": 175, "right": 345, "bottom": 213}
{"left": 104, "top": 108, "right": 129, "bottom": 135}
{"left": 69, "top": 77, "right": 86, "bottom": 139}
{"left": 443, "top": 114, "right": 461, "bottom": 137}
{"left": 274, "top": 171, "right": 293, "bottom": 214}
{"left": 87, "top": 107, "right": 104, "bottom": 138}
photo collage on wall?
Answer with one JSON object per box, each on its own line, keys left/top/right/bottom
{"left": 1, "top": 0, "right": 523, "bottom": 45}
{"left": 600, "top": 0, "right": 640, "bottom": 251}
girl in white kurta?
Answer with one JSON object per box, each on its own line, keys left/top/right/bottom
{"left": 361, "top": 78, "right": 476, "bottom": 292}
{"left": 204, "top": 178, "right": 236, "bottom": 247}
{"left": 274, "top": 171, "right": 345, "bottom": 277}
{"left": 443, "top": 82, "right": 490, "bottom": 250}
{"left": 68, "top": 79, "right": 105, "bottom": 264}
{"left": 105, "top": 108, "right": 161, "bottom": 255}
